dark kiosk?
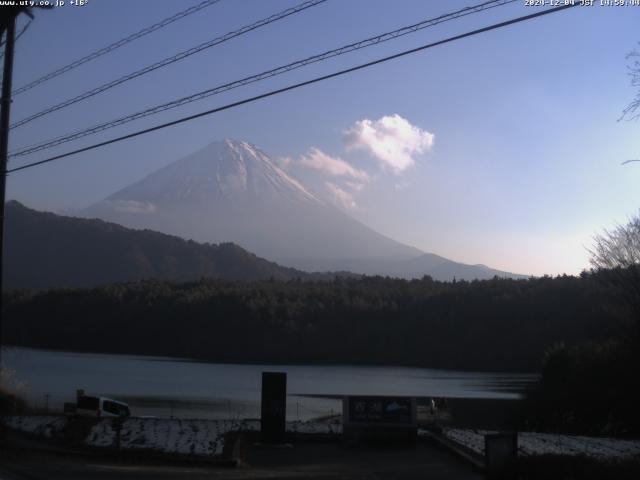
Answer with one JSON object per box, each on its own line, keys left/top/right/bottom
{"left": 260, "top": 372, "right": 287, "bottom": 444}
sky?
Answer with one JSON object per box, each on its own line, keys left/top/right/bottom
{"left": 4, "top": 0, "right": 640, "bottom": 276}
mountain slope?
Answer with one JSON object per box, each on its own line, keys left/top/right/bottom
{"left": 2, "top": 201, "right": 323, "bottom": 289}
{"left": 283, "top": 253, "right": 525, "bottom": 281}
{"left": 81, "top": 138, "right": 524, "bottom": 280}
{"left": 83, "top": 139, "right": 423, "bottom": 263}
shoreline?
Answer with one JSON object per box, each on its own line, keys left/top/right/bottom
{"left": 2, "top": 344, "right": 543, "bottom": 376}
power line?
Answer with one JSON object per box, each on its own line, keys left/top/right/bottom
{"left": 0, "top": 18, "right": 31, "bottom": 49}
{"left": 7, "top": 3, "right": 577, "bottom": 175}
{"left": 11, "top": 0, "right": 223, "bottom": 96}
{"left": 10, "top": 0, "right": 516, "bottom": 159}
{"left": 15, "top": 19, "right": 32, "bottom": 41}
{"left": 9, "top": 0, "right": 328, "bottom": 130}
{"left": 0, "top": 19, "right": 32, "bottom": 63}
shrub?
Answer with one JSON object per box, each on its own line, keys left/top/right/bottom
{"left": 0, "top": 368, "right": 29, "bottom": 415}
{"left": 524, "top": 340, "right": 640, "bottom": 435}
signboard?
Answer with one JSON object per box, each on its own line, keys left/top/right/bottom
{"left": 343, "top": 396, "right": 417, "bottom": 427}
{"left": 260, "top": 372, "right": 287, "bottom": 444}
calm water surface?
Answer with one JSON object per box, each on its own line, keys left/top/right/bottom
{"left": 2, "top": 347, "right": 538, "bottom": 420}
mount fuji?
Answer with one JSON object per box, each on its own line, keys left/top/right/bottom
{"left": 83, "top": 139, "right": 523, "bottom": 280}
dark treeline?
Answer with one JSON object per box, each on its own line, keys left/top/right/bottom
{"left": 525, "top": 338, "right": 640, "bottom": 435}
{"left": 520, "top": 214, "right": 640, "bottom": 436}
{"left": 525, "top": 265, "right": 640, "bottom": 435}
{"left": 2, "top": 272, "right": 626, "bottom": 373}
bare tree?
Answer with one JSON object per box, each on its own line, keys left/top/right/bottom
{"left": 620, "top": 45, "right": 640, "bottom": 121}
{"left": 590, "top": 212, "right": 640, "bottom": 321}
{"left": 591, "top": 214, "right": 640, "bottom": 269}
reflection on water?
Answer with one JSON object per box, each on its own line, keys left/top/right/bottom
{"left": 1, "top": 347, "right": 538, "bottom": 420}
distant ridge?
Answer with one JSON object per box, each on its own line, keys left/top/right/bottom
{"left": 81, "top": 139, "right": 525, "bottom": 281}
{"left": 83, "top": 139, "right": 423, "bottom": 264}
{"left": 2, "top": 201, "right": 334, "bottom": 290}
{"left": 284, "top": 254, "right": 526, "bottom": 281}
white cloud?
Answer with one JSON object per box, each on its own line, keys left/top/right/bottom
{"left": 345, "top": 180, "right": 366, "bottom": 192}
{"left": 299, "top": 147, "right": 370, "bottom": 182}
{"left": 325, "top": 182, "right": 358, "bottom": 210}
{"left": 344, "top": 114, "right": 434, "bottom": 174}
{"left": 110, "top": 200, "right": 156, "bottom": 214}
{"left": 276, "top": 156, "right": 293, "bottom": 169}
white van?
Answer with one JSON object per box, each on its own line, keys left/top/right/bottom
{"left": 76, "top": 395, "right": 130, "bottom": 417}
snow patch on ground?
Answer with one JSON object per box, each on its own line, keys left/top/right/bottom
{"left": 3, "top": 415, "right": 66, "bottom": 439}
{"left": 84, "top": 418, "right": 117, "bottom": 448}
{"left": 8, "top": 416, "right": 638, "bottom": 462}
{"left": 4, "top": 416, "right": 341, "bottom": 457}
{"left": 439, "top": 428, "right": 640, "bottom": 461}
{"left": 285, "top": 420, "right": 342, "bottom": 435}
{"left": 87, "top": 418, "right": 261, "bottom": 456}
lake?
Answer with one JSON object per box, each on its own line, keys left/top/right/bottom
{"left": 1, "top": 347, "right": 538, "bottom": 420}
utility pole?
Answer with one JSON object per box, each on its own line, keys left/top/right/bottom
{"left": 0, "top": 5, "right": 46, "bottom": 377}
{"left": 0, "top": 8, "right": 18, "bottom": 379}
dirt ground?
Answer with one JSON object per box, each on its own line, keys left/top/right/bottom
{"left": 0, "top": 431, "right": 481, "bottom": 480}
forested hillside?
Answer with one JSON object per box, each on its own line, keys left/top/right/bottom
{"left": 3, "top": 273, "right": 625, "bottom": 372}
{"left": 3, "top": 201, "right": 326, "bottom": 288}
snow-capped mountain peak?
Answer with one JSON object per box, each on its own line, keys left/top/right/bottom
{"left": 221, "top": 138, "right": 321, "bottom": 204}
{"left": 106, "top": 139, "right": 322, "bottom": 208}
{"left": 84, "top": 138, "right": 423, "bottom": 267}
{"left": 82, "top": 139, "right": 523, "bottom": 280}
